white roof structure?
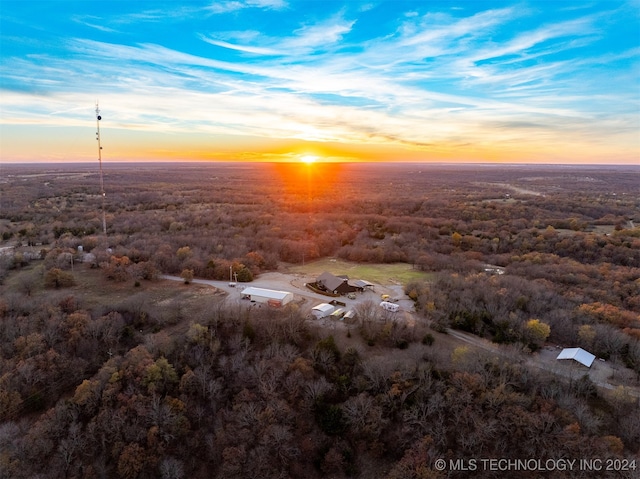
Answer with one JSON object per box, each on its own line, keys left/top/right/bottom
{"left": 241, "top": 287, "right": 292, "bottom": 301}
{"left": 312, "top": 303, "right": 334, "bottom": 313}
{"left": 556, "top": 348, "right": 596, "bottom": 368}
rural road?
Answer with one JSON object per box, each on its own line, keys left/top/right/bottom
{"left": 162, "top": 273, "right": 639, "bottom": 398}
{"left": 447, "top": 328, "right": 640, "bottom": 398}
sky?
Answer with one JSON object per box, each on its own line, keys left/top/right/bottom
{"left": 1, "top": 0, "right": 639, "bottom": 164}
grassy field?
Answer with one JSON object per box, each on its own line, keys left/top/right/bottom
{"left": 287, "top": 258, "right": 432, "bottom": 286}
{"left": 3, "top": 263, "right": 218, "bottom": 317}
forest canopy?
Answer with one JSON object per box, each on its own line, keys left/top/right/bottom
{"left": 0, "top": 162, "right": 638, "bottom": 478}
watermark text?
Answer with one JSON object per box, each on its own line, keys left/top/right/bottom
{"left": 433, "top": 457, "right": 637, "bottom": 473}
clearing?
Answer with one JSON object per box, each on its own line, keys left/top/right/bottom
{"left": 286, "top": 258, "right": 432, "bottom": 285}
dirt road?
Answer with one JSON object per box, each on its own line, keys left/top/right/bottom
{"left": 447, "top": 328, "right": 640, "bottom": 398}
{"left": 161, "top": 272, "right": 414, "bottom": 315}
{"left": 161, "top": 272, "right": 639, "bottom": 398}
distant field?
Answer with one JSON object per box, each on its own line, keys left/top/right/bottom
{"left": 589, "top": 225, "right": 616, "bottom": 235}
{"left": 287, "top": 258, "right": 432, "bottom": 285}
{"left": 555, "top": 225, "right": 617, "bottom": 237}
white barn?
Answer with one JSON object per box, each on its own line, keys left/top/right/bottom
{"left": 240, "top": 287, "right": 293, "bottom": 307}
{"left": 556, "top": 347, "right": 596, "bottom": 368}
{"left": 311, "top": 303, "right": 334, "bottom": 319}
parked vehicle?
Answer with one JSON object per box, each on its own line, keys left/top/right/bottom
{"left": 380, "top": 301, "right": 399, "bottom": 312}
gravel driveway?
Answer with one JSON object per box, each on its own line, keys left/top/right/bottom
{"left": 161, "top": 271, "right": 414, "bottom": 314}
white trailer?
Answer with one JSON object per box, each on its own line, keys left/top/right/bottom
{"left": 380, "top": 301, "right": 400, "bottom": 313}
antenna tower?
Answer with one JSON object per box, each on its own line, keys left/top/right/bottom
{"left": 95, "top": 101, "right": 107, "bottom": 235}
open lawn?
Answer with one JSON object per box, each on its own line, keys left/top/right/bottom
{"left": 286, "top": 258, "right": 432, "bottom": 286}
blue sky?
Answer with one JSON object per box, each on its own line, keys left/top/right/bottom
{"left": 1, "top": 0, "right": 639, "bottom": 163}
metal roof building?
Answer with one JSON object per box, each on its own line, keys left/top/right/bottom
{"left": 343, "top": 310, "right": 356, "bottom": 321}
{"left": 556, "top": 347, "right": 596, "bottom": 368}
{"left": 240, "top": 287, "right": 293, "bottom": 307}
{"left": 311, "top": 303, "right": 335, "bottom": 319}
{"left": 352, "top": 279, "right": 374, "bottom": 290}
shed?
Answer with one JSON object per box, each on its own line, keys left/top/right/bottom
{"left": 240, "top": 287, "right": 293, "bottom": 307}
{"left": 556, "top": 348, "right": 596, "bottom": 368}
{"left": 352, "top": 279, "right": 374, "bottom": 290}
{"left": 311, "top": 303, "right": 335, "bottom": 319}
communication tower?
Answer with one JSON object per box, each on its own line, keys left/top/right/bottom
{"left": 95, "top": 102, "right": 107, "bottom": 235}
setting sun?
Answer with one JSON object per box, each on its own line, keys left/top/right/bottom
{"left": 2, "top": 2, "right": 638, "bottom": 164}
{"left": 300, "top": 155, "right": 319, "bottom": 164}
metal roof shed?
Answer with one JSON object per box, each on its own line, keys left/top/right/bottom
{"left": 352, "top": 279, "right": 374, "bottom": 290}
{"left": 240, "top": 287, "right": 293, "bottom": 306}
{"left": 343, "top": 310, "right": 355, "bottom": 320}
{"left": 311, "top": 303, "right": 335, "bottom": 319}
{"left": 556, "top": 348, "right": 596, "bottom": 368}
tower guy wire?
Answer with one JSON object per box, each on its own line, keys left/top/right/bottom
{"left": 95, "top": 101, "right": 107, "bottom": 235}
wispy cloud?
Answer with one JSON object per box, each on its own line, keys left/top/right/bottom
{"left": 201, "top": 13, "right": 356, "bottom": 57}
{"left": 1, "top": 1, "right": 638, "bottom": 163}
{"left": 71, "top": 15, "right": 119, "bottom": 33}
{"left": 283, "top": 15, "right": 355, "bottom": 53}
{"left": 198, "top": 35, "right": 280, "bottom": 56}
{"left": 205, "top": 0, "right": 288, "bottom": 14}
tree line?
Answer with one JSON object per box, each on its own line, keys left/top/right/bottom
{"left": 0, "top": 294, "right": 638, "bottom": 478}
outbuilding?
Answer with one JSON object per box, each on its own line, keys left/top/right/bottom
{"left": 240, "top": 287, "right": 294, "bottom": 307}
{"left": 556, "top": 347, "right": 596, "bottom": 368}
{"left": 352, "top": 279, "right": 374, "bottom": 291}
{"left": 343, "top": 310, "right": 356, "bottom": 321}
{"left": 311, "top": 303, "right": 335, "bottom": 319}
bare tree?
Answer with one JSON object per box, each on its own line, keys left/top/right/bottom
{"left": 159, "top": 457, "right": 185, "bottom": 479}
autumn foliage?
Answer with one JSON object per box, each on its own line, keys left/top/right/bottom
{"left": 0, "top": 163, "right": 639, "bottom": 478}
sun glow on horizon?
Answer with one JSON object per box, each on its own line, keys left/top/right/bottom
{"left": 300, "top": 154, "right": 319, "bottom": 164}
{"left": 2, "top": 2, "right": 638, "bottom": 165}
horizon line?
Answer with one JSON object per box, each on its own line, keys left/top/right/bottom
{"left": 3, "top": 159, "right": 639, "bottom": 168}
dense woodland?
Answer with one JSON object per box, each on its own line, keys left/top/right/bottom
{"left": 1, "top": 162, "right": 639, "bottom": 478}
